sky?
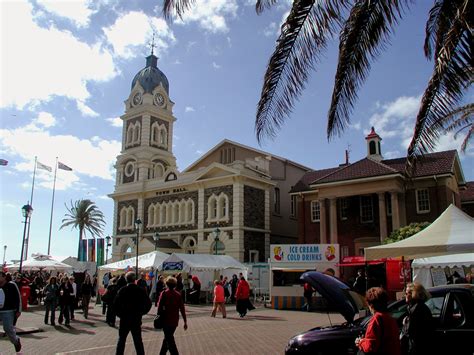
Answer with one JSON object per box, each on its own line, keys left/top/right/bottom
{"left": 1, "top": 0, "right": 473, "bottom": 264}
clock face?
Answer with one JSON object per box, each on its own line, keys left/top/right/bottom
{"left": 132, "top": 92, "right": 142, "bottom": 106}
{"left": 154, "top": 93, "right": 165, "bottom": 107}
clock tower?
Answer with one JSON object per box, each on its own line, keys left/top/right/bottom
{"left": 116, "top": 53, "right": 178, "bottom": 186}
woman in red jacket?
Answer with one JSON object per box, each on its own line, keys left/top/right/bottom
{"left": 355, "top": 287, "right": 401, "bottom": 355}
{"left": 235, "top": 275, "right": 255, "bottom": 318}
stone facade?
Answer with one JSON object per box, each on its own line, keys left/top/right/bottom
{"left": 244, "top": 185, "right": 265, "bottom": 229}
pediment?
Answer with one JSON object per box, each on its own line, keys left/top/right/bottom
{"left": 193, "top": 163, "right": 237, "bottom": 181}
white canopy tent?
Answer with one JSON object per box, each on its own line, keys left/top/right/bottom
{"left": 98, "top": 251, "right": 169, "bottom": 272}
{"left": 9, "top": 255, "right": 74, "bottom": 272}
{"left": 365, "top": 204, "right": 474, "bottom": 260}
{"left": 412, "top": 253, "right": 474, "bottom": 288}
{"left": 159, "top": 253, "right": 248, "bottom": 291}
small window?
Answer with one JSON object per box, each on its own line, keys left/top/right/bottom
{"left": 290, "top": 195, "right": 297, "bottom": 217}
{"left": 249, "top": 250, "right": 259, "bottom": 263}
{"left": 369, "top": 141, "right": 376, "bottom": 155}
{"left": 310, "top": 201, "right": 320, "bottom": 222}
{"left": 339, "top": 198, "right": 348, "bottom": 220}
{"left": 416, "top": 189, "right": 430, "bottom": 214}
{"left": 360, "top": 196, "right": 374, "bottom": 223}
{"left": 274, "top": 188, "right": 281, "bottom": 214}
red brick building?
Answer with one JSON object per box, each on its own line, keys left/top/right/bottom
{"left": 460, "top": 181, "right": 474, "bottom": 217}
{"left": 290, "top": 128, "right": 468, "bottom": 258}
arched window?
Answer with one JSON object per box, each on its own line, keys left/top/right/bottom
{"left": 160, "top": 203, "right": 167, "bottom": 226}
{"left": 173, "top": 202, "right": 179, "bottom": 224}
{"left": 166, "top": 203, "right": 172, "bottom": 224}
{"left": 186, "top": 199, "right": 194, "bottom": 223}
{"left": 133, "top": 122, "right": 141, "bottom": 143}
{"left": 210, "top": 240, "right": 225, "bottom": 255}
{"left": 217, "top": 193, "right": 228, "bottom": 219}
{"left": 123, "top": 245, "right": 133, "bottom": 260}
{"left": 208, "top": 195, "right": 218, "bottom": 220}
{"left": 152, "top": 125, "right": 159, "bottom": 143}
{"left": 179, "top": 200, "right": 186, "bottom": 223}
{"left": 126, "top": 207, "right": 135, "bottom": 228}
{"left": 154, "top": 204, "right": 160, "bottom": 226}
{"left": 126, "top": 125, "right": 134, "bottom": 145}
{"left": 147, "top": 204, "right": 155, "bottom": 227}
{"left": 183, "top": 237, "right": 197, "bottom": 254}
{"left": 120, "top": 207, "right": 127, "bottom": 229}
{"left": 153, "top": 162, "right": 165, "bottom": 179}
{"left": 369, "top": 141, "right": 376, "bottom": 155}
{"left": 159, "top": 127, "right": 167, "bottom": 147}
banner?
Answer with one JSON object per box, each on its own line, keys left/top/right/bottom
{"left": 97, "top": 238, "right": 104, "bottom": 266}
{"left": 270, "top": 244, "right": 340, "bottom": 263}
{"left": 79, "top": 239, "right": 87, "bottom": 262}
{"left": 88, "top": 239, "right": 96, "bottom": 262}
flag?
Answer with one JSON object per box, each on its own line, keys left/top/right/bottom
{"left": 97, "top": 238, "right": 104, "bottom": 266}
{"left": 88, "top": 239, "right": 96, "bottom": 262}
{"left": 79, "top": 239, "right": 88, "bottom": 261}
{"left": 0, "top": 159, "right": 8, "bottom": 166}
{"left": 37, "top": 161, "right": 52, "bottom": 172}
{"left": 58, "top": 161, "right": 72, "bottom": 171}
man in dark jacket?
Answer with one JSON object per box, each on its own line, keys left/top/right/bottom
{"left": 114, "top": 272, "right": 152, "bottom": 355}
{"left": 0, "top": 271, "right": 22, "bottom": 352}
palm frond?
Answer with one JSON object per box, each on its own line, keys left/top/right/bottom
{"left": 424, "top": 0, "right": 459, "bottom": 60}
{"left": 256, "top": 0, "right": 279, "bottom": 14}
{"left": 256, "top": 0, "right": 347, "bottom": 143}
{"left": 439, "top": 103, "right": 474, "bottom": 152}
{"left": 407, "top": 0, "right": 473, "bottom": 171}
{"left": 327, "top": 0, "right": 411, "bottom": 139}
{"left": 460, "top": 126, "right": 473, "bottom": 152}
{"left": 162, "top": 0, "right": 195, "bottom": 20}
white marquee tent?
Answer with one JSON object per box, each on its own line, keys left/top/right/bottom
{"left": 98, "top": 250, "right": 169, "bottom": 272}
{"left": 365, "top": 204, "right": 474, "bottom": 260}
{"left": 9, "top": 255, "right": 73, "bottom": 272}
{"left": 159, "top": 253, "right": 248, "bottom": 291}
{"left": 412, "top": 253, "right": 474, "bottom": 287}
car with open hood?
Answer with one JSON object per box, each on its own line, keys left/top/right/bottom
{"left": 285, "top": 271, "right": 474, "bottom": 355}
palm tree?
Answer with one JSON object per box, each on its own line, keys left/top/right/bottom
{"left": 60, "top": 199, "right": 105, "bottom": 260}
{"left": 163, "top": 0, "right": 473, "bottom": 172}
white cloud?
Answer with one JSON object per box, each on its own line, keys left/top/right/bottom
{"left": 368, "top": 95, "right": 421, "bottom": 141}
{"left": 36, "top": 0, "right": 96, "bottom": 28}
{"left": 1, "top": 1, "right": 117, "bottom": 109}
{"left": 212, "top": 62, "right": 221, "bottom": 69}
{"left": 173, "top": 59, "right": 182, "bottom": 65}
{"left": 172, "top": 0, "right": 238, "bottom": 33}
{"left": 348, "top": 122, "right": 361, "bottom": 131}
{"left": 35, "top": 112, "right": 56, "bottom": 128}
{"left": 195, "top": 150, "right": 203, "bottom": 155}
{"left": 263, "top": 22, "right": 277, "bottom": 37}
{"left": 227, "top": 36, "right": 232, "bottom": 47}
{"left": 185, "top": 106, "right": 195, "bottom": 113}
{"left": 77, "top": 101, "right": 99, "bottom": 117}
{"left": 106, "top": 117, "right": 122, "bottom": 127}
{"left": 0, "top": 117, "right": 121, "bottom": 190}
{"left": 103, "top": 12, "right": 175, "bottom": 59}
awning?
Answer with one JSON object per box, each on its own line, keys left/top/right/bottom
{"left": 336, "top": 256, "right": 386, "bottom": 267}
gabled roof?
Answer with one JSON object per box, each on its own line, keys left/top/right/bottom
{"left": 183, "top": 139, "right": 311, "bottom": 173}
{"left": 293, "top": 150, "right": 460, "bottom": 192}
{"left": 461, "top": 181, "right": 474, "bottom": 203}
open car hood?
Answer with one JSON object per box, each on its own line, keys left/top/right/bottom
{"left": 301, "top": 271, "right": 363, "bottom": 323}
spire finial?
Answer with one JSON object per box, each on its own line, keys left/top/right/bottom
{"left": 150, "top": 31, "right": 156, "bottom": 56}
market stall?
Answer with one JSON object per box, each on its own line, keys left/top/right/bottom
{"left": 98, "top": 250, "right": 169, "bottom": 272}
{"left": 269, "top": 244, "right": 339, "bottom": 310}
{"left": 412, "top": 253, "right": 474, "bottom": 288}
{"left": 159, "top": 253, "right": 248, "bottom": 292}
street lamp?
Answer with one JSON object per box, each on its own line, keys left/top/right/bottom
{"left": 3, "top": 245, "right": 6, "bottom": 265}
{"left": 105, "top": 235, "right": 111, "bottom": 263}
{"left": 19, "top": 203, "right": 33, "bottom": 274}
{"left": 214, "top": 227, "right": 220, "bottom": 255}
{"left": 153, "top": 231, "right": 160, "bottom": 251}
{"left": 134, "top": 219, "right": 142, "bottom": 275}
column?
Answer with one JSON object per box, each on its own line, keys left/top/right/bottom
{"left": 391, "top": 192, "right": 400, "bottom": 230}
{"left": 329, "top": 198, "right": 338, "bottom": 244}
{"left": 377, "top": 193, "right": 388, "bottom": 242}
{"left": 142, "top": 114, "right": 151, "bottom": 146}
{"left": 319, "top": 198, "right": 327, "bottom": 244}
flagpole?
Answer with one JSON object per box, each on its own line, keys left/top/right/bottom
{"left": 24, "top": 156, "right": 37, "bottom": 260}
{"left": 47, "top": 157, "right": 58, "bottom": 255}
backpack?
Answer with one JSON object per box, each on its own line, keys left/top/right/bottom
{"left": 0, "top": 288, "right": 5, "bottom": 309}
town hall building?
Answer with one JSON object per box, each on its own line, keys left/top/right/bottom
{"left": 109, "top": 53, "right": 310, "bottom": 263}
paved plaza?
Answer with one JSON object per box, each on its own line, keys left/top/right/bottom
{"left": 0, "top": 301, "right": 345, "bottom": 355}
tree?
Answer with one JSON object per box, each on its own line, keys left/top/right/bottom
{"left": 163, "top": 0, "right": 473, "bottom": 172}
{"left": 383, "top": 222, "right": 430, "bottom": 245}
{"left": 60, "top": 199, "right": 106, "bottom": 259}
{"left": 441, "top": 103, "right": 473, "bottom": 152}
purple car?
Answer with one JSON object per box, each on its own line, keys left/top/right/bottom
{"left": 285, "top": 271, "right": 474, "bottom": 355}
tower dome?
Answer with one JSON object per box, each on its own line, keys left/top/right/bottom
{"left": 131, "top": 54, "right": 169, "bottom": 95}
